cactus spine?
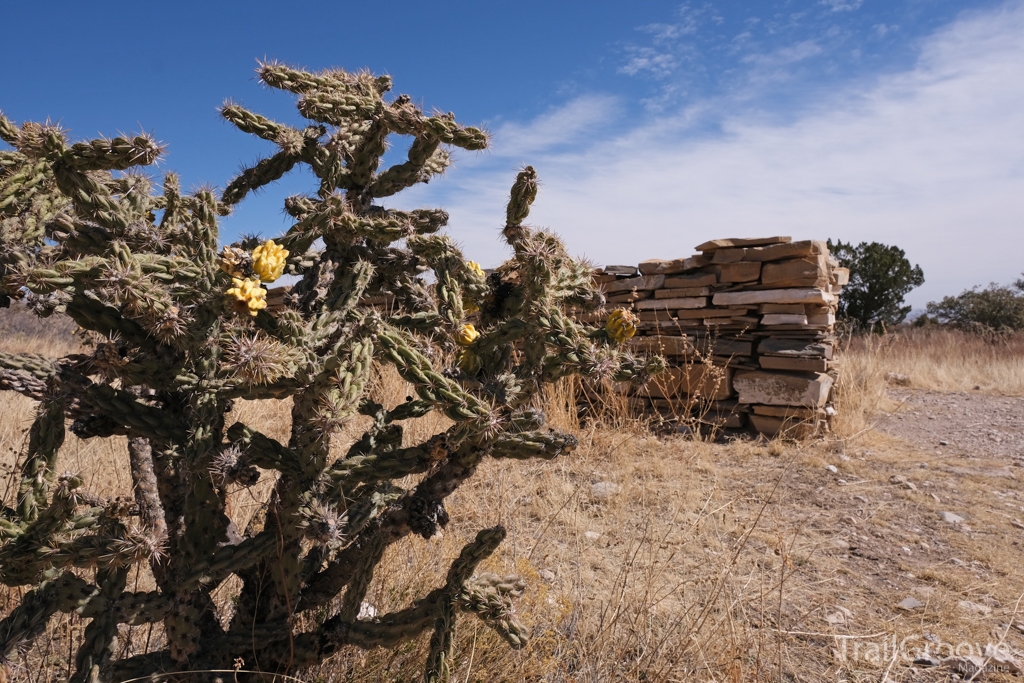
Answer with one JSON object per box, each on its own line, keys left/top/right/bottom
{"left": 0, "top": 64, "right": 664, "bottom": 681}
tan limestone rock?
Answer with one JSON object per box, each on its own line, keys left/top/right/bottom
{"left": 752, "top": 404, "right": 824, "bottom": 419}
{"left": 607, "top": 291, "right": 651, "bottom": 303}
{"left": 710, "top": 248, "right": 748, "bottom": 264}
{"left": 712, "top": 288, "right": 834, "bottom": 306}
{"left": 664, "top": 273, "right": 717, "bottom": 288}
{"left": 637, "top": 365, "right": 734, "bottom": 400}
{"left": 759, "top": 356, "right": 829, "bottom": 373}
{"left": 830, "top": 267, "right": 850, "bottom": 286}
{"left": 759, "top": 303, "right": 807, "bottom": 314}
{"left": 749, "top": 413, "right": 821, "bottom": 438}
{"left": 760, "top": 254, "right": 828, "bottom": 288}
{"left": 734, "top": 371, "right": 834, "bottom": 407}
{"left": 743, "top": 240, "right": 826, "bottom": 262}
{"left": 760, "top": 313, "right": 809, "bottom": 326}
{"left": 695, "top": 236, "right": 792, "bottom": 251}
{"left": 634, "top": 297, "right": 708, "bottom": 310}
{"left": 638, "top": 255, "right": 710, "bottom": 275}
{"left": 627, "top": 336, "right": 694, "bottom": 356}
{"left": 655, "top": 286, "right": 711, "bottom": 298}
{"left": 674, "top": 308, "right": 746, "bottom": 319}
{"left": 714, "top": 262, "right": 761, "bottom": 283}
{"left": 604, "top": 274, "right": 665, "bottom": 293}
{"left": 758, "top": 339, "right": 834, "bottom": 359}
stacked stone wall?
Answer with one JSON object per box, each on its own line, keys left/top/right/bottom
{"left": 582, "top": 236, "right": 846, "bottom": 436}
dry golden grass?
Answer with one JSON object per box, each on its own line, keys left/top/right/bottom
{"left": 4, "top": 322, "right": 1024, "bottom": 682}
{"left": 843, "top": 327, "right": 1024, "bottom": 396}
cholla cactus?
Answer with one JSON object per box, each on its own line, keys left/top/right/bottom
{"left": 0, "top": 63, "right": 663, "bottom": 682}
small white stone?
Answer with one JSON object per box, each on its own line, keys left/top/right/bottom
{"left": 358, "top": 602, "right": 378, "bottom": 620}
{"left": 590, "top": 482, "right": 621, "bottom": 501}
{"left": 897, "top": 597, "right": 924, "bottom": 610}
{"left": 826, "top": 465, "right": 838, "bottom": 474}
{"left": 958, "top": 600, "right": 992, "bottom": 616}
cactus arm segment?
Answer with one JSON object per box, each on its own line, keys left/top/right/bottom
{"left": 126, "top": 435, "right": 168, "bottom": 581}
{"left": 180, "top": 528, "right": 279, "bottom": 589}
{"left": 68, "top": 565, "right": 128, "bottom": 683}
{"left": 387, "top": 310, "right": 442, "bottom": 334}
{"left": 0, "top": 352, "right": 58, "bottom": 400}
{"left": 221, "top": 150, "right": 301, "bottom": 206}
{"left": 337, "top": 533, "right": 386, "bottom": 622}
{"left": 325, "top": 431, "right": 451, "bottom": 488}
{"left": 422, "top": 527, "right": 505, "bottom": 682}
{"left": 227, "top": 422, "right": 304, "bottom": 478}
{"left": 490, "top": 430, "right": 579, "bottom": 460}
{"left": 0, "top": 111, "right": 18, "bottom": 144}
{"left": 456, "top": 572, "right": 529, "bottom": 648}
{"left": 83, "top": 384, "right": 187, "bottom": 443}
{"left": 16, "top": 400, "right": 65, "bottom": 521}
{"left": 0, "top": 575, "right": 65, "bottom": 662}
{"left": 369, "top": 134, "right": 448, "bottom": 199}
{"left": 503, "top": 165, "right": 537, "bottom": 244}
{"left": 220, "top": 102, "right": 295, "bottom": 144}
{"left": 60, "top": 135, "right": 161, "bottom": 173}
{"left": 376, "top": 326, "right": 493, "bottom": 424}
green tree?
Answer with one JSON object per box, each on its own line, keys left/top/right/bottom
{"left": 924, "top": 278, "right": 1024, "bottom": 332}
{"left": 827, "top": 239, "right": 925, "bottom": 329}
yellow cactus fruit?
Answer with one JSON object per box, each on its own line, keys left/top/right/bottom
{"left": 251, "top": 239, "right": 289, "bottom": 283}
{"left": 218, "top": 246, "right": 250, "bottom": 278}
{"left": 605, "top": 308, "right": 639, "bottom": 343}
{"left": 464, "top": 299, "right": 480, "bottom": 315}
{"left": 226, "top": 277, "right": 268, "bottom": 317}
{"left": 454, "top": 323, "right": 479, "bottom": 347}
{"left": 466, "top": 260, "right": 485, "bottom": 278}
{"left": 457, "top": 348, "right": 482, "bottom": 375}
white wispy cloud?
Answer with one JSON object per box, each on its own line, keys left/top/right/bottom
{"left": 398, "top": 1, "right": 1024, "bottom": 307}
{"left": 478, "top": 94, "right": 621, "bottom": 158}
{"left": 618, "top": 48, "right": 678, "bottom": 78}
{"left": 821, "top": 0, "right": 864, "bottom": 12}
{"left": 743, "top": 39, "right": 823, "bottom": 68}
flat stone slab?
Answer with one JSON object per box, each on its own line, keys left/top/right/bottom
{"left": 695, "top": 236, "right": 792, "bottom": 251}
{"left": 760, "top": 313, "right": 809, "bottom": 326}
{"left": 734, "top": 370, "right": 833, "bottom": 407}
{"left": 664, "top": 273, "right": 717, "bottom": 288}
{"left": 627, "top": 336, "right": 695, "bottom": 356}
{"left": 604, "top": 274, "right": 665, "bottom": 293}
{"left": 712, "top": 288, "right": 834, "bottom": 306}
{"left": 758, "top": 339, "right": 834, "bottom": 359}
{"left": 744, "top": 240, "right": 827, "bottom": 262}
{"left": 759, "top": 355, "right": 828, "bottom": 373}
{"left": 634, "top": 297, "right": 708, "bottom": 310}
{"left": 638, "top": 256, "right": 711, "bottom": 276}
{"left": 761, "top": 254, "right": 828, "bottom": 288}
{"left": 635, "top": 365, "right": 734, "bottom": 401}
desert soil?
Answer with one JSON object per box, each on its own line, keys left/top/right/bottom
{"left": 711, "top": 388, "right": 1024, "bottom": 682}
{"left": 878, "top": 388, "right": 1024, "bottom": 461}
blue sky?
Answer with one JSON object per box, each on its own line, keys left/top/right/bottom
{"left": 2, "top": 0, "right": 1021, "bottom": 306}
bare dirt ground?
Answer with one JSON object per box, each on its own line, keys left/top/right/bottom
{"left": 878, "top": 388, "right": 1024, "bottom": 461}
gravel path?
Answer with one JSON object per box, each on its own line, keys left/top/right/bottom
{"left": 876, "top": 389, "right": 1024, "bottom": 460}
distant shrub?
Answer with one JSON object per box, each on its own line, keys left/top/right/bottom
{"left": 925, "top": 278, "right": 1024, "bottom": 333}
